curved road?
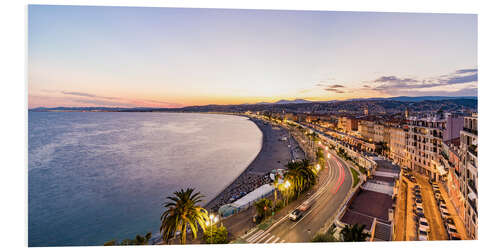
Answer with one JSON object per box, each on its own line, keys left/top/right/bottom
{"left": 242, "top": 149, "right": 353, "bottom": 243}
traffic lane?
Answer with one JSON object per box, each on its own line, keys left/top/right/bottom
{"left": 285, "top": 169, "right": 351, "bottom": 241}
{"left": 265, "top": 155, "right": 340, "bottom": 239}
{"left": 269, "top": 154, "right": 352, "bottom": 242}
{"left": 286, "top": 157, "right": 352, "bottom": 242}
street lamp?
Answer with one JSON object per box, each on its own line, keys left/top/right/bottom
{"left": 206, "top": 214, "right": 218, "bottom": 244}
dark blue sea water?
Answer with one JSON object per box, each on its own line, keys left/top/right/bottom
{"left": 28, "top": 112, "right": 262, "bottom": 246}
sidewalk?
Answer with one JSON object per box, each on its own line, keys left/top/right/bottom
{"left": 437, "top": 182, "right": 469, "bottom": 240}
{"left": 393, "top": 179, "right": 408, "bottom": 241}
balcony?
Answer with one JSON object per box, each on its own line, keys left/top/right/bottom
{"left": 463, "top": 127, "right": 478, "bottom": 135}
{"left": 468, "top": 145, "right": 478, "bottom": 157}
{"left": 468, "top": 198, "right": 477, "bottom": 214}
{"left": 468, "top": 179, "right": 477, "bottom": 194}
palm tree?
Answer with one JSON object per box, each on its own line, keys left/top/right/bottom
{"left": 160, "top": 188, "right": 209, "bottom": 244}
{"left": 285, "top": 159, "right": 317, "bottom": 197}
{"left": 340, "top": 224, "right": 371, "bottom": 242}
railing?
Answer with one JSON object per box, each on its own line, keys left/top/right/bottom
{"left": 463, "top": 127, "right": 478, "bottom": 135}
{"left": 468, "top": 198, "right": 477, "bottom": 214}
{"left": 468, "top": 180, "right": 477, "bottom": 194}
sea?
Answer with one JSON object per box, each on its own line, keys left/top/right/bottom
{"left": 28, "top": 112, "right": 262, "bottom": 246}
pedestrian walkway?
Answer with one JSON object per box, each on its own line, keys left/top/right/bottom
{"left": 240, "top": 229, "right": 286, "bottom": 244}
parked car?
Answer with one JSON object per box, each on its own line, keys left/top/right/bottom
{"left": 419, "top": 217, "right": 430, "bottom": 231}
{"left": 446, "top": 218, "right": 455, "bottom": 225}
{"left": 413, "top": 185, "right": 420, "bottom": 190}
{"left": 415, "top": 207, "right": 424, "bottom": 215}
{"left": 440, "top": 204, "right": 448, "bottom": 210}
{"left": 449, "top": 232, "right": 461, "bottom": 240}
{"left": 441, "top": 209, "right": 451, "bottom": 218}
{"left": 415, "top": 198, "right": 423, "bottom": 204}
{"left": 415, "top": 194, "right": 422, "bottom": 200}
{"left": 418, "top": 229, "right": 429, "bottom": 241}
{"left": 447, "top": 224, "right": 458, "bottom": 235}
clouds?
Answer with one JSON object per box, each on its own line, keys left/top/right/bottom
{"left": 368, "top": 68, "right": 477, "bottom": 94}
{"left": 316, "top": 83, "right": 345, "bottom": 93}
{"left": 316, "top": 68, "right": 478, "bottom": 97}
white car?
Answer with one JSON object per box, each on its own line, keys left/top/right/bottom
{"left": 419, "top": 217, "right": 430, "bottom": 231}
{"left": 447, "top": 224, "right": 458, "bottom": 234}
{"left": 418, "top": 229, "right": 429, "bottom": 241}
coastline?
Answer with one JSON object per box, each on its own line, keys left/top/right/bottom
{"left": 204, "top": 116, "right": 304, "bottom": 211}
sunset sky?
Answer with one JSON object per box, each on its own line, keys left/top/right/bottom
{"left": 28, "top": 5, "right": 477, "bottom": 108}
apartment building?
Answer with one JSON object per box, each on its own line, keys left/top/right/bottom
{"left": 338, "top": 116, "right": 358, "bottom": 133}
{"left": 405, "top": 117, "right": 446, "bottom": 180}
{"left": 460, "top": 113, "right": 478, "bottom": 239}
{"left": 389, "top": 126, "right": 407, "bottom": 166}
{"left": 359, "top": 120, "right": 375, "bottom": 142}
{"left": 441, "top": 139, "right": 466, "bottom": 224}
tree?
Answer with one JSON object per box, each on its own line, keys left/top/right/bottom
{"left": 160, "top": 188, "right": 209, "bottom": 244}
{"left": 339, "top": 224, "right": 370, "bottom": 242}
{"left": 104, "top": 232, "right": 152, "bottom": 246}
{"left": 311, "top": 233, "right": 338, "bottom": 242}
{"left": 203, "top": 225, "right": 229, "bottom": 244}
{"left": 254, "top": 198, "right": 272, "bottom": 223}
{"left": 285, "top": 159, "right": 317, "bottom": 197}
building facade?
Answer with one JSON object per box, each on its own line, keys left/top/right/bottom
{"left": 389, "top": 126, "right": 407, "bottom": 166}
{"left": 405, "top": 117, "right": 446, "bottom": 180}
{"left": 460, "top": 113, "right": 478, "bottom": 239}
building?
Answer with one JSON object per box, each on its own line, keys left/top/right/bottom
{"left": 441, "top": 139, "right": 466, "bottom": 225}
{"left": 338, "top": 117, "right": 358, "bottom": 133}
{"left": 374, "top": 123, "right": 386, "bottom": 143}
{"left": 405, "top": 116, "right": 446, "bottom": 180}
{"left": 359, "top": 120, "right": 375, "bottom": 142}
{"left": 443, "top": 113, "right": 465, "bottom": 141}
{"left": 389, "top": 127, "right": 407, "bottom": 166}
{"left": 460, "top": 113, "right": 477, "bottom": 239}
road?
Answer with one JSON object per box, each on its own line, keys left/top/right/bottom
{"left": 241, "top": 150, "right": 353, "bottom": 243}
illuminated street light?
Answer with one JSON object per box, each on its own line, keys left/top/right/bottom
{"left": 316, "top": 164, "right": 321, "bottom": 171}
{"left": 327, "top": 153, "right": 331, "bottom": 158}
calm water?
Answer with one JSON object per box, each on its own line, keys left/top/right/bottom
{"left": 28, "top": 112, "right": 262, "bottom": 246}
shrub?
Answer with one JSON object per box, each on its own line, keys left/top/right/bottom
{"left": 203, "top": 225, "right": 229, "bottom": 244}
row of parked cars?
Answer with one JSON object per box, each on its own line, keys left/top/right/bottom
{"left": 412, "top": 185, "right": 430, "bottom": 241}
{"left": 430, "top": 181, "right": 461, "bottom": 240}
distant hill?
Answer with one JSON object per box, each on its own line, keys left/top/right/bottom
{"left": 345, "top": 96, "right": 477, "bottom": 102}
{"left": 275, "top": 99, "right": 314, "bottom": 104}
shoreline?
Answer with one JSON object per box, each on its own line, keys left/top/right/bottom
{"left": 204, "top": 116, "right": 304, "bottom": 211}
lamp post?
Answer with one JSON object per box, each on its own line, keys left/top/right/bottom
{"left": 284, "top": 180, "right": 291, "bottom": 205}
{"left": 206, "top": 214, "right": 218, "bottom": 244}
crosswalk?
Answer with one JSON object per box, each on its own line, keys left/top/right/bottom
{"left": 241, "top": 228, "right": 286, "bottom": 244}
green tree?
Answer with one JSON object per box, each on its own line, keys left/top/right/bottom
{"left": 285, "top": 159, "right": 317, "bottom": 197}
{"left": 104, "top": 232, "right": 152, "bottom": 246}
{"left": 254, "top": 198, "right": 272, "bottom": 222}
{"left": 160, "top": 188, "right": 209, "bottom": 244}
{"left": 203, "top": 225, "right": 229, "bottom": 244}
{"left": 339, "top": 224, "right": 370, "bottom": 242}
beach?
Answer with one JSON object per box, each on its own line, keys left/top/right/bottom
{"left": 205, "top": 117, "right": 305, "bottom": 211}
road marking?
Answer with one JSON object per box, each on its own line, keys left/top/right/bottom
{"left": 271, "top": 237, "right": 281, "bottom": 243}
{"left": 241, "top": 227, "right": 258, "bottom": 239}
{"left": 263, "top": 235, "right": 276, "bottom": 243}
{"left": 254, "top": 232, "right": 270, "bottom": 243}
{"left": 246, "top": 230, "right": 264, "bottom": 242}
{"left": 279, "top": 239, "right": 286, "bottom": 243}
